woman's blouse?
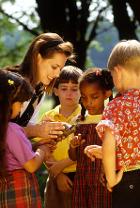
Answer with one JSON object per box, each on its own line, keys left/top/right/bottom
{"left": 96, "top": 89, "right": 140, "bottom": 171}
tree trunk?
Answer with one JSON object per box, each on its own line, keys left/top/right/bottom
{"left": 110, "top": 0, "right": 137, "bottom": 39}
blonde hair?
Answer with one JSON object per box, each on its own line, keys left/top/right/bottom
{"left": 107, "top": 40, "right": 140, "bottom": 74}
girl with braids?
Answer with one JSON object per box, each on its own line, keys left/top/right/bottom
{"left": 0, "top": 69, "right": 50, "bottom": 207}
{"left": 68, "top": 67, "right": 114, "bottom": 208}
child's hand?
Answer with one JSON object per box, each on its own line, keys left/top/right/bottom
{"left": 39, "top": 144, "right": 52, "bottom": 160}
{"left": 56, "top": 173, "right": 73, "bottom": 192}
{"left": 46, "top": 161, "right": 64, "bottom": 178}
{"left": 84, "top": 145, "right": 102, "bottom": 161}
{"left": 70, "top": 134, "right": 85, "bottom": 148}
{"left": 107, "top": 168, "right": 124, "bottom": 191}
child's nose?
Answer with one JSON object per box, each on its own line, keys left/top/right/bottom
{"left": 87, "top": 99, "right": 93, "bottom": 105}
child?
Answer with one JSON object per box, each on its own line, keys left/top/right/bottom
{"left": 68, "top": 68, "right": 114, "bottom": 208}
{"left": 0, "top": 69, "right": 50, "bottom": 207}
{"left": 42, "top": 65, "right": 83, "bottom": 208}
{"left": 95, "top": 40, "right": 140, "bottom": 208}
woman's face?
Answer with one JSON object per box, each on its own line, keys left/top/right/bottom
{"left": 37, "top": 53, "right": 67, "bottom": 86}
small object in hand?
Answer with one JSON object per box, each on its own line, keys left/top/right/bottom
{"left": 60, "top": 123, "right": 77, "bottom": 140}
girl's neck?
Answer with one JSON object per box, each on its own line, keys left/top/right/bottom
{"left": 59, "top": 104, "right": 78, "bottom": 118}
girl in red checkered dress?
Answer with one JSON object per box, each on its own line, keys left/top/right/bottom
{"left": 93, "top": 40, "right": 140, "bottom": 208}
{"left": 0, "top": 69, "right": 50, "bottom": 208}
{"left": 68, "top": 68, "right": 113, "bottom": 208}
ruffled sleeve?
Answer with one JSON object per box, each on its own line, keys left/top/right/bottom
{"left": 96, "top": 99, "right": 125, "bottom": 146}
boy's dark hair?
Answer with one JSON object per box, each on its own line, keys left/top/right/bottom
{"left": 0, "top": 69, "right": 33, "bottom": 174}
{"left": 79, "top": 67, "right": 114, "bottom": 120}
{"left": 54, "top": 65, "right": 83, "bottom": 88}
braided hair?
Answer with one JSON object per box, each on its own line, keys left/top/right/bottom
{"left": 79, "top": 67, "right": 114, "bottom": 120}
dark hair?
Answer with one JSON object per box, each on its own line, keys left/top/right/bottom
{"left": 20, "top": 33, "right": 75, "bottom": 86}
{"left": 79, "top": 67, "right": 114, "bottom": 120}
{"left": 54, "top": 65, "right": 83, "bottom": 88}
{"left": 0, "top": 69, "right": 33, "bottom": 173}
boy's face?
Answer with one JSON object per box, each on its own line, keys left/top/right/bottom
{"left": 54, "top": 81, "right": 80, "bottom": 107}
{"left": 80, "top": 83, "right": 108, "bottom": 115}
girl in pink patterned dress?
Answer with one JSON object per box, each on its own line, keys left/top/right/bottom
{"left": 96, "top": 40, "right": 140, "bottom": 208}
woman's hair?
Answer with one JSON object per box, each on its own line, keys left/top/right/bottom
{"left": 108, "top": 40, "right": 140, "bottom": 72}
{"left": 19, "top": 33, "right": 75, "bottom": 86}
{"left": 54, "top": 65, "right": 83, "bottom": 88}
{"left": 0, "top": 69, "right": 33, "bottom": 173}
{"left": 79, "top": 67, "right": 114, "bottom": 120}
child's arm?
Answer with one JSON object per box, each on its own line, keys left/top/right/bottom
{"left": 68, "top": 134, "right": 85, "bottom": 161}
{"left": 102, "top": 128, "right": 124, "bottom": 189}
{"left": 84, "top": 145, "right": 102, "bottom": 161}
{"left": 68, "top": 146, "right": 77, "bottom": 161}
{"left": 56, "top": 172, "right": 73, "bottom": 192}
{"left": 46, "top": 157, "right": 75, "bottom": 178}
{"left": 23, "top": 144, "right": 51, "bottom": 173}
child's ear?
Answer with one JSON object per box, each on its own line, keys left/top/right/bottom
{"left": 104, "top": 90, "right": 112, "bottom": 100}
{"left": 53, "top": 88, "right": 58, "bottom": 96}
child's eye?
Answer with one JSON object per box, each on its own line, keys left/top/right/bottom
{"left": 92, "top": 96, "right": 99, "bottom": 99}
{"left": 72, "top": 89, "right": 78, "bottom": 92}
{"left": 61, "top": 88, "right": 67, "bottom": 91}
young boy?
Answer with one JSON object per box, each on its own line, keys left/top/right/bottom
{"left": 42, "top": 65, "right": 82, "bottom": 208}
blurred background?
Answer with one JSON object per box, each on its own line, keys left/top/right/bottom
{"left": 0, "top": 0, "right": 140, "bottom": 116}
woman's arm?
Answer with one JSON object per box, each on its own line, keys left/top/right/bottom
{"left": 24, "top": 122, "right": 64, "bottom": 140}
{"left": 103, "top": 128, "right": 123, "bottom": 188}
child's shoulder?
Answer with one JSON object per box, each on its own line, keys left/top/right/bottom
{"left": 79, "top": 114, "right": 102, "bottom": 124}
{"left": 8, "top": 122, "right": 23, "bottom": 131}
{"left": 7, "top": 122, "right": 26, "bottom": 141}
{"left": 42, "top": 105, "right": 60, "bottom": 119}
{"left": 106, "top": 95, "right": 123, "bottom": 109}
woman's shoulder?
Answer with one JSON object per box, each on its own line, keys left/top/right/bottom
{"left": 45, "top": 105, "right": 60, "bottom": 115}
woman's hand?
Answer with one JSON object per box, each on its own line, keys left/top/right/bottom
{"left": 84, "top": 145, "right": 102, "bottom": 161}
{"left": 70, "top": 134, "right": 85, "bottom": 149}
{"left": 38, "top": 121, "right": 65, "bottom": 141}
{"left": 56, "top": 173, "right": 73, "bottom": 192}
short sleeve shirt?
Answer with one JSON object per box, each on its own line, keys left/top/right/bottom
{"left": 6, "top": 122, "right": 35, "bottom": 171}
{"left": 96, "top": 89, "right": 140, "bottom": 170}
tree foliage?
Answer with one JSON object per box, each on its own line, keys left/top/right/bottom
{"left": 0, "top": 0, "right": 140, "bottom": 68}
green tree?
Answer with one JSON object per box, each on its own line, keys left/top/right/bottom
{"left": 0, "top": 0, "right": 140, "bottom": 68}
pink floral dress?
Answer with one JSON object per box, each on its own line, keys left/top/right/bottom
{"left": 96, "top": 89, "right": 140, "bottom": 171}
